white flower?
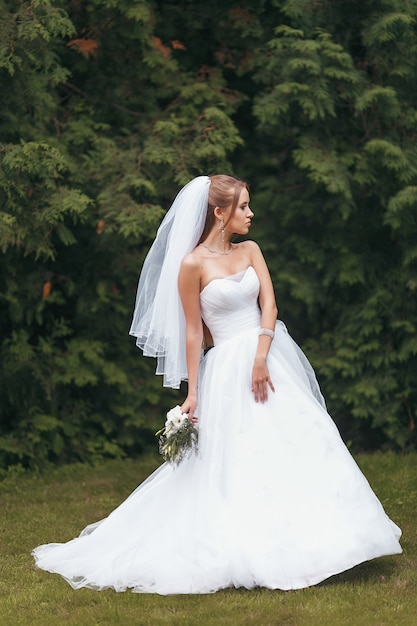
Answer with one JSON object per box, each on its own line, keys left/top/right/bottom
{"left": 155, "top": 405, "right": 198, "bottom": 465}
{"left": 165, "top": 405, "right": 188, "bottom": 437}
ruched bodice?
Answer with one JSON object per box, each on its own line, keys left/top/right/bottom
{"left": 200, "top": 266, "right": 261, "bottom": 345}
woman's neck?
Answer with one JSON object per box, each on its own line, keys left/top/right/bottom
{"left": 199, "top": 232, "right": 233, "bottom": 255}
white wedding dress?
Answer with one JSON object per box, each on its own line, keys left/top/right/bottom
{"left": 33, "top": 266, "right": 402, "bottom": 594}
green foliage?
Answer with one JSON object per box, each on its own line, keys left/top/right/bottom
{"left": 0, "top": 141, "right": 91, "bottom": 258}
{"left": 0, "top": 0, "right": 243, "bottom": 469}
{"left": 251, "top": 0, "right": 417, "bottom": 450}
{"left": 0, "top": 0, "right": 417, "bottom": 468}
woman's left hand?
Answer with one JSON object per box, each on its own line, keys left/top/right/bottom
{"left": 252, "top": 357, "right": 275, "bottom": 403}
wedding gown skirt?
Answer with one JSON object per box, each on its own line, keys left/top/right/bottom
{"left": 33, "top": 266, "right": 402, "bottom": 594}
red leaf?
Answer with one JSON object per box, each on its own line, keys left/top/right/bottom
{"left": 67, "top": 38, "right": 99, "bottom": 58}
{"left": 42, "top": 281, "right": 52, "bottom": 300}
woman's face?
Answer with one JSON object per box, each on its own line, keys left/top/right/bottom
{"left": 225, "top": 187, "right": 254, "bottom": 235}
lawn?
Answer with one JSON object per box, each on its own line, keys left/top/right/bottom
{"left": 0, "top": 452, "right": 416, "bottom": 626}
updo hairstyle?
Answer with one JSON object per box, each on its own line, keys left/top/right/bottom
{"left": 198, "top": 174, "right": 249, "bottom": 243}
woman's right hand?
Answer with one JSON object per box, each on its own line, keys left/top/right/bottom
{"left": 181, "top": 393, "right": 198, "bottom": 423}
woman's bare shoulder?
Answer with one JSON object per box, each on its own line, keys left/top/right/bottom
{"left": 180, "top": 251, "right": 204, "bottom": 273}
{"left": 236, "top": 240, "right": 262, "bottom": 255}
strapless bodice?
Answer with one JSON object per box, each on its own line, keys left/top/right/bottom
{"left": 200, "top": 266, "right": 261, "bottom": 345}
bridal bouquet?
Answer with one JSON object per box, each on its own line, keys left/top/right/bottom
{"left": 155, "top": 405, "right": 198, "bottom": 466}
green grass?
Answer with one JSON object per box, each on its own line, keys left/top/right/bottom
{"left": 0, "top": 453, "right": 416, "bottom": 626}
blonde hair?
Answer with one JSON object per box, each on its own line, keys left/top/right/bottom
{"left": 198, "top": 174, "right": 249, "bottom": 243}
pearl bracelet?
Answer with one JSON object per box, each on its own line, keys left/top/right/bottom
{"left": 259, "top": 327, "right": 275, "bottom": 339}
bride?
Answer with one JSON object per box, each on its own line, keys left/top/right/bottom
{"left": 32, "top": 174, "right": 402, "bottom": 594}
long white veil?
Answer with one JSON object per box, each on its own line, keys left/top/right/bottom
{"left": 129, "top": 176, "right": 211, "bottom": 388}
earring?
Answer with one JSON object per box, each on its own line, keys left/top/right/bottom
{"left": 220, "top": 219, "right": 225, "bottom": 243}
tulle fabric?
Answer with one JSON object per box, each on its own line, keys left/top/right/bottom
{"left": 33, "top": 266, "right": 402, "bottom": 594}
{"left": 129, "top": 176, "right": 210, "bottom": 389}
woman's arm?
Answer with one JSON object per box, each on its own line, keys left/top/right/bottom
{"left": 178, "top": 256, "right": 203, "bottom": 420}
{"left": 247, "top": 241, "right": 278, "bottom": 403}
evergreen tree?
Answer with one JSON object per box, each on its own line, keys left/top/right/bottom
{"left": 0, "top": 0, "right": 242, "bottom": 469}
{"left": 0, "top": 0, "right": 416, "bottom": 470}
{"left": 251, "top": 0, "right": 417, "bottom": 449}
